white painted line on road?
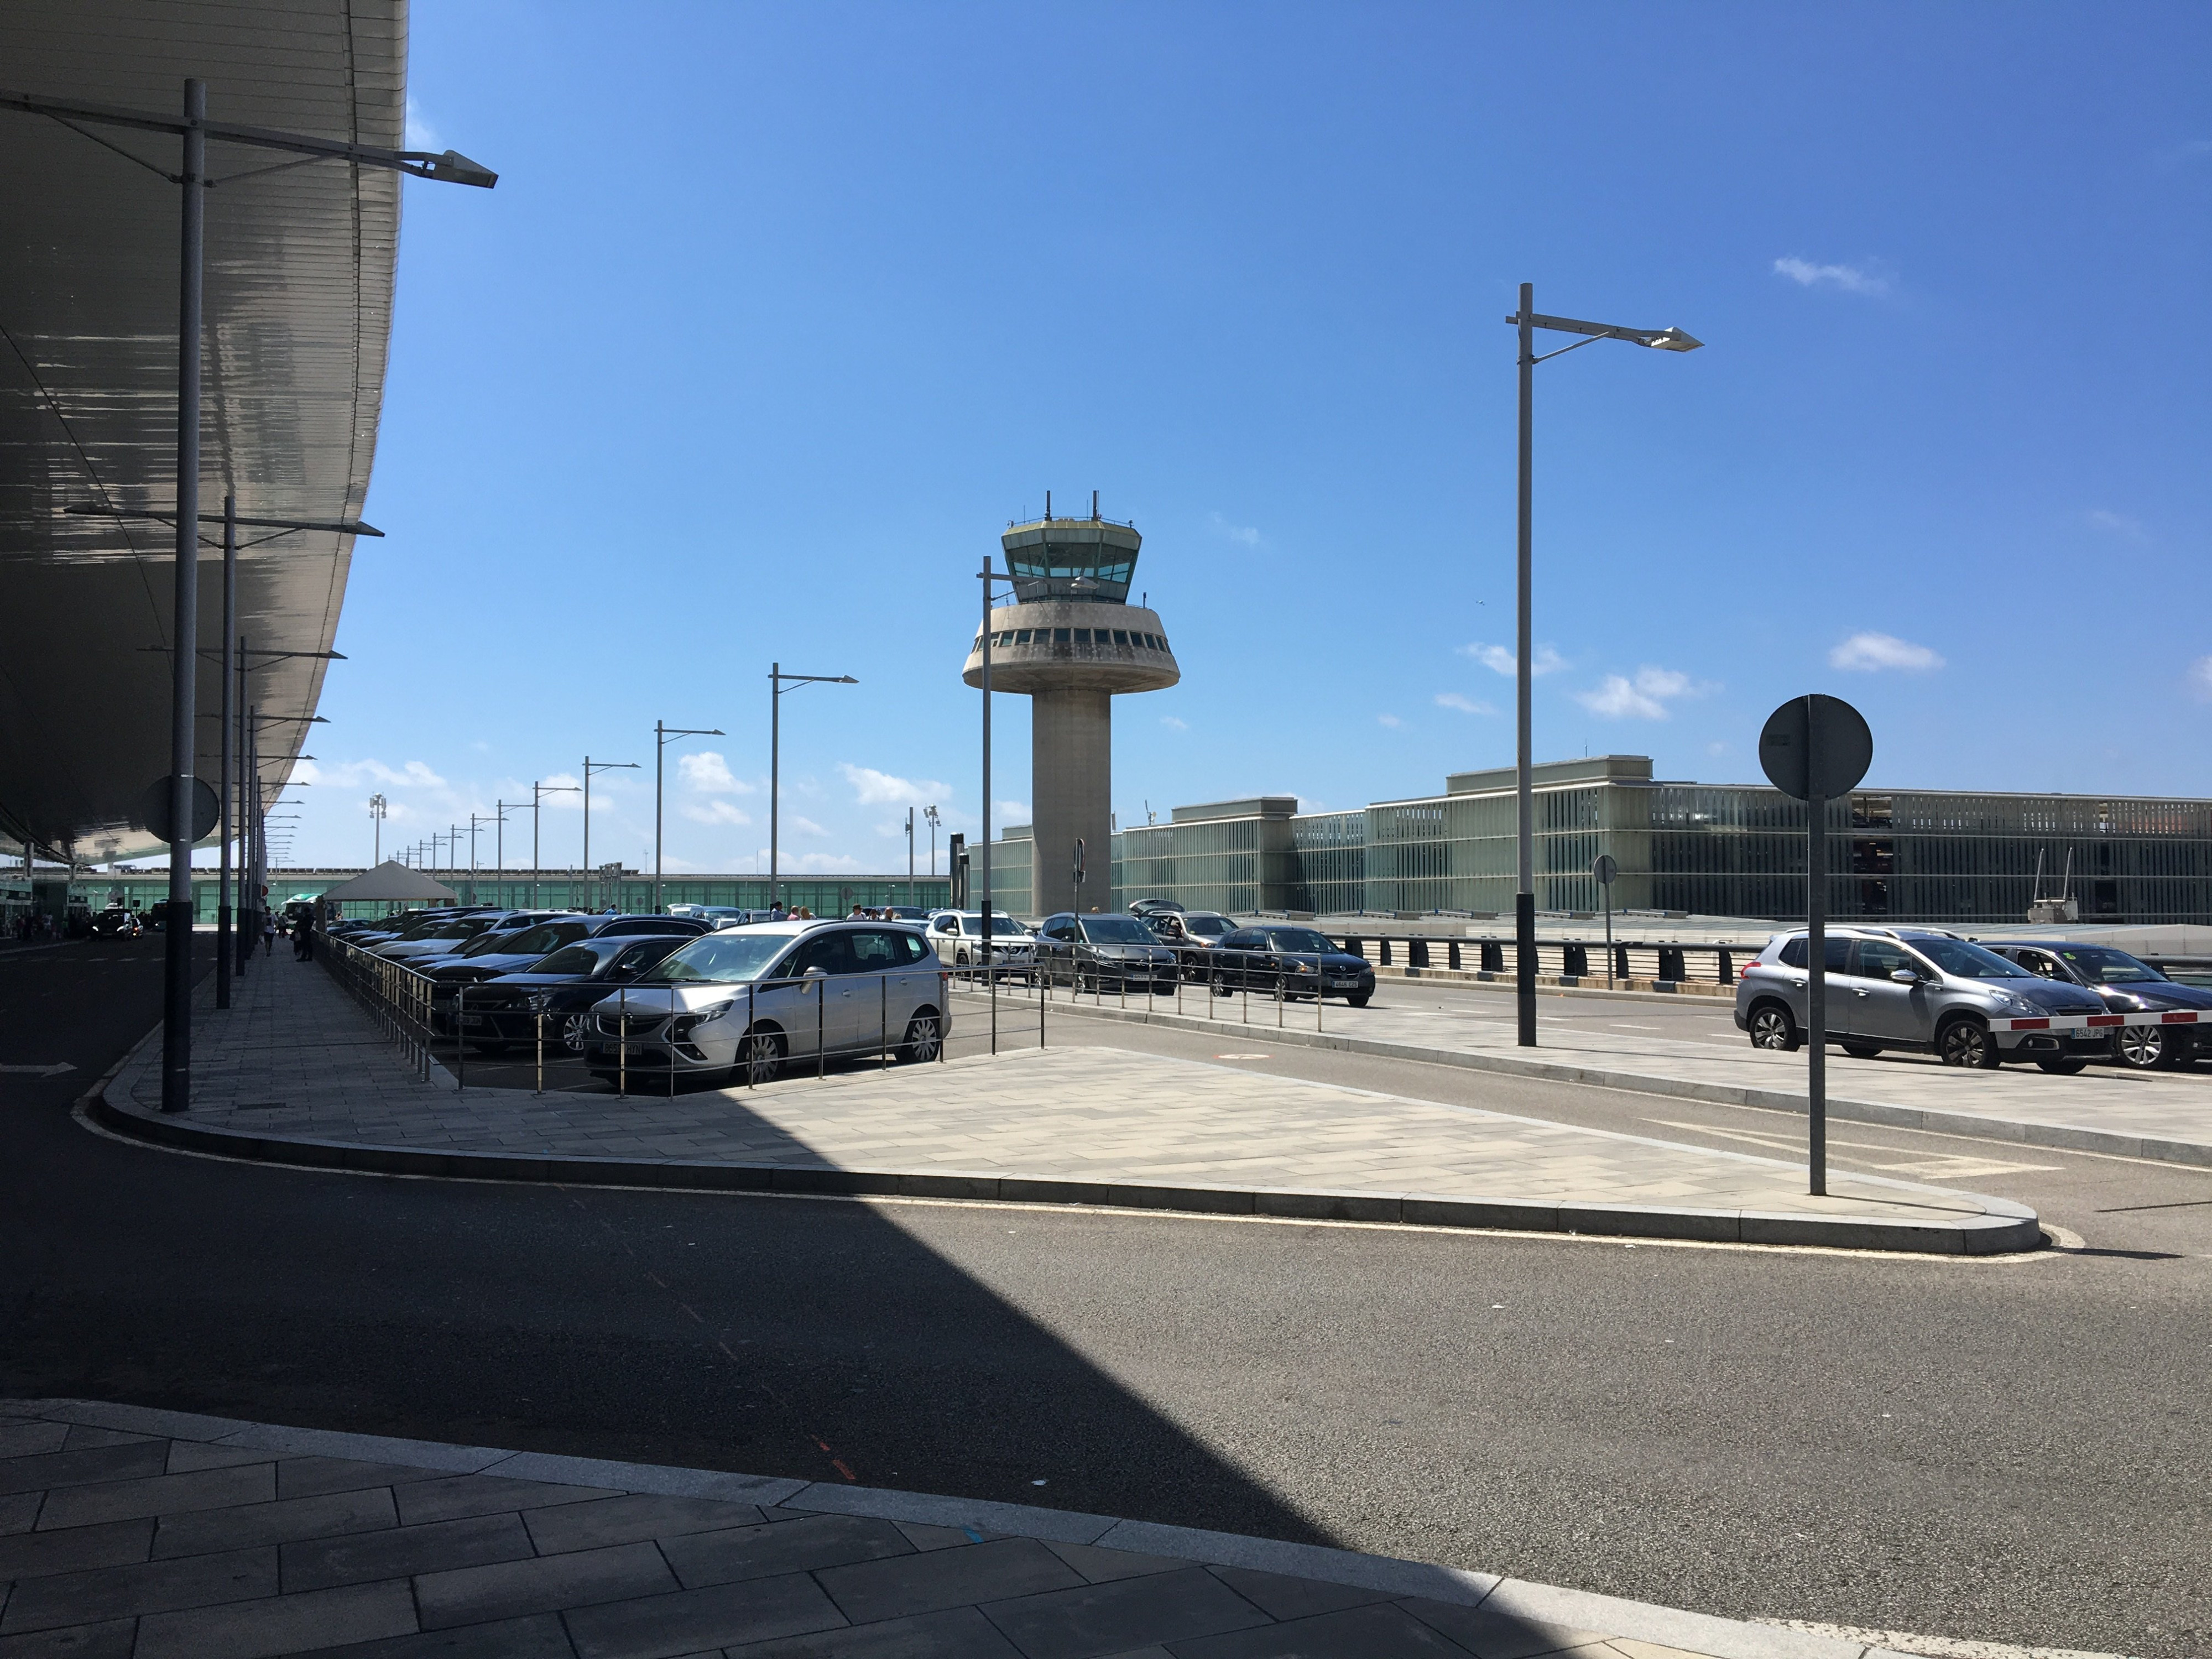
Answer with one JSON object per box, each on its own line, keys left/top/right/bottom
{"left": 1213, "top": 1053, "right": 1273, "bottom": 1060}
{"left": 0, "top": 1062, "right": 76, "bottom": 1076}
{"left": 1759, "top": 1620, "right": 2131, "bottom": 1659}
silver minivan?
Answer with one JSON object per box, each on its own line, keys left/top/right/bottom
{"left": 581, "top": 921, "right": 949, "bottom": 1087}
{"left": 1734, "top": 927, "right": 2107, "bottom": 1072}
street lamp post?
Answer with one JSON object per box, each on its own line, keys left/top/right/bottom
{"left": 768, "top": 666, "right": 858, "bottom": 911}
{"left": 369, "top": 794, "right": 387, "bottom": 865}
{"left": 531, "top": 781, "right": 580, "bottom": 907}
{"left": 1506, "top": 283, "right": 1701, "bottom": 1048}
{"left": 494, "top": 802, "right": 519, "bottom": 908}
{"left": 468, "top": 813, "right": 492, "bottom": 904}
{"left": 653, "top": 720, "right": 723, "bottom": 914}
{"left": 906, "top": 807, "right": 916, "bottom": 898}
{"left": 976, "top": 557, "right": 1019, "bottom": 1052}
{"left": 924, "top": 805, "right": 940, "bottom": 880}
{"left": 582, "top": 758, "right": 639, "bottom": 912}
{"left": 2, "top": 81, "right": 493, "bottom": 1115}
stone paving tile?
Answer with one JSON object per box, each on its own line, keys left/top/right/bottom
{"left": 0, "top": 1423, "right": 68, "bottom": 1460}
{"left": 660, "top": 1513, "right": 914, "bottom": 1591}
{"left": 31, "top": 1462, "right": 274, "bottom": 1530}
{"left": 1170, "top": 1600, "right": 1479, "bottom": 1657}
{"left": 132, "top": 1578, "right": 418, "bottom": 1659}
{"left": 1042, "top": 1541, "right": 1187, "bottom": 1586}
{"left": 523, "top": 1492, "right": 768, "bottom": 1555}
{"left": 1400, "top": 1599, "right": 1613, "bottom": 1658}
{"left": 414, "top": 1538, "right": 677, "bottom": 1627}
{"left": 724, "top": 1604, "right": 1027, "bottom": 1657}
{"left": 150, "top": 1483, "right": 395, "bottom": 1556}
{"left": 0, "top": 1490, "right": 40, "bottom": 1536}
{"left": 0, "top": 1516, "right": 152, "bottom": 1582}
{"left": 1204, "top": 1567, "right": 1391, "bottom": 1621}
{"left": 306, "top": 1611, "right": 577, "bottom": 1659}
{"left": 816, "top": 1537, "right": 1084, "bottom": 1625}
{"left": 0, "top": 1441, "right": 171, "bottom": 1500}
{"left": 562, "top": 1571, "right": 848, "bottom": 1658}
{"left": 978, "top": 1566, "right": 1273, "bottom": 1658}
{"left": 0, "top": 1542, "right": 274, "bottom": 1634}
{"left": 0, "top": 1615, "right": 139, "bottom": 1657}
{"left": 282, "top": 1511, "right": 535, "bottom": 1592}
{"left": 276, "top": 1455, "right": 453, "bottom": 1499}
{"left": 394, "top": 1472, "right": 624, "bottom": 1527}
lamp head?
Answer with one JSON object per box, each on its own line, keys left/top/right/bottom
{"left": 419, "top": 149, "right": 499, "bottom": 189}
{"left": 1644, "top": 327, "right": 1703, "bottom": 352}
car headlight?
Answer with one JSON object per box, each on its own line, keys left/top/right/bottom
{"left": 1996, "top": 993, "right": 2042, "bottom": 1015}
{"left": 670, "top": 999, "right": 737, "bottom": 1040}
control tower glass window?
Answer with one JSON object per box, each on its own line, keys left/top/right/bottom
{"left": 1002, "top": 520, "right": 1142, "bottom": 604}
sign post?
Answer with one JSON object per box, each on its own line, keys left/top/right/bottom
{"left": 1591, "top": 853, "right": 1618, "bottom": 988}
{"left": 1757, "top": 694, "right": 1873, "bottom": 1197}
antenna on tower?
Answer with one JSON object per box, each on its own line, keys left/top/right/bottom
{"left": 1092, "top": 490, "right": 1099, "bottom": 520}
{"left": 1045, "top": 489, "right": 1051, "bottom": 520}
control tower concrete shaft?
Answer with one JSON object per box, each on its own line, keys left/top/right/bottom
{"left": 963, "top": 504, "right": 1178, "bottom": 916}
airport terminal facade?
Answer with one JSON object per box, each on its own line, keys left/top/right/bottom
{"left": 984, "top": 755, "right": 2212, "bottom": 926}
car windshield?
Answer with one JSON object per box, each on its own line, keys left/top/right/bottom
{"left": 1186, "top": 915, "right": 1233, "bottom": 937}
{"left": 1265, "top": 927, "right": 1334, "bottom": 953}
{"left": 2056, "top": 947, "right": 2166, "bottom": 984}
{"left": 1912, "top": 938, "right": 2032, "bottom": 979}
{"left": 649, "top": 932, "right": 793, "bottom": 984}
{"left": 530, "top": 945, "right": 610, "bottom": 975}
{"left": 1081, "top": 917, "right": 1154, "bottom": 944}
{"left": 959, "top": 915, "right": 1025, "bottom": 936}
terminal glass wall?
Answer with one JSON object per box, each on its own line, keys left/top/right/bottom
{"left": 1290, "top": 811, "right": 1365, "bottom": 914}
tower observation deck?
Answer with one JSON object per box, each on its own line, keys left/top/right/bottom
{"left": 963, "top": 499, "right": 1179, "bottom": 915}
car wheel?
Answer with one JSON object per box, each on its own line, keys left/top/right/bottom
{"left": 1938, "top": 1018, "right": 2001, "bottom": 1068}
{"left": 899, "top": 1011, "right": 942, "bottom": 1064}
{"left": 739, "top": 1027, "right": 786, "bottom": 1085}
{"left": 1840, "top": 1040, "right": 1882, "bottom": 1058}
{"left": 561, "top": 1014, "right": 590, "bottom": 1053}
{"left": 1748, "top": 1004, "right": 1799, "bottom": 1051}
{"left": 2112, "top": 1025, "right": 2177, "bottom": 1070}
{"left": 2036, "top": 1057, "right": 2088, "bottom": 1075}
{"left": 1346, "top": 991, "right": 1371, "bottom": 1008}
{"left": 1211, "top": 971, "right": 1232, "bottom": 998}
{"left": 954, "top": 950, "right": 970, "bottom": 967}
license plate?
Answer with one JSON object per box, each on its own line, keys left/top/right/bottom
{"left": 1329, "top": 978, "right": 1359, "bottom": 988}
{"left": 461, "top": 1015, "right": 489, "bottom": 1027}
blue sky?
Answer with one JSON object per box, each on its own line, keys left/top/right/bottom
{"left": 273, "top": 1, "right": 2211, "bottom": 877}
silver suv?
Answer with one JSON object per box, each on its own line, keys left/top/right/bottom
{"left": 580, "top": 920, "right": 949, "bottom": 1087}
{"left": 1735, "top": 927, "right": 2107, "bottom": 1072}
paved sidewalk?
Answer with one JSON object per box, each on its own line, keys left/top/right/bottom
{"left": 0, "top": 1397, "right": 1922, "bottom": 1659}
{"left": 91, "top": 957, "right": 2038, "bottom": 1253}
{"left": 985, "top": 980, "right": 2212, "bottom": 1166}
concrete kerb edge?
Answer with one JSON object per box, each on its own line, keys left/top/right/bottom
{"left": 79, "top": 1091, "right": 2038, "bottom": 1255}
{"left": 0, "top": 1398, "right": 1887, "bottom": 1659}
{"left": 1025, "top": 995, "right": 2212, "bottom": 1170}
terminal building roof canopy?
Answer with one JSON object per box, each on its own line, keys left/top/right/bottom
{"left": 1001, "top": 518, "right": 1142, "bottom": 605}
{"left": 0, "top": 0, "right": 403, "bottom": 862}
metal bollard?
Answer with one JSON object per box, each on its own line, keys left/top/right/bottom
{"left": 817, "top": 974, "right": 826, "bottom": 1078}
{"left": 456, "top": 985, "right": 466, "bottom": 1091}
{"left": 534, "top": 1006, "right": 544, "bottom": 1096}
{"left": 618, "top": 984, "right": 628, "bottom": 1098}
{"left": 1277, "top": 961, "right": 1285, "bottom": 1028}
{"left": 880, "top": 971, "right": 889, "bottom": 1070}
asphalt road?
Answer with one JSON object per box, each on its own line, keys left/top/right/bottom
{"left": 4, "top": 940, "right": 2209, "bottom": 1657}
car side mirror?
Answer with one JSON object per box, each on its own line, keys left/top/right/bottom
{"left": 1890, "top": 968, "right": 1921, "bottom": 985}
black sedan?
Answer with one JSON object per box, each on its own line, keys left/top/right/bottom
{"left": 1209, "top": 925, "right": 1376, "bottom": 1006}
{"left": 1033, "top": 913, "right": 1181, "bottom": 994}
{"left": 451, "top": 935, "right": 697, "bottom": 1053}
{"left": 1989, "top": 941, "right": 2212, "bottom": 1069}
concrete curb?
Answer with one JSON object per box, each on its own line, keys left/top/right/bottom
{"left": 82, "top": 1093, "right": 2026, "bottom": 1256}
{"left": 1011, "top": 994, "right": 2212, "bottom": 1168}
{"left": 4, "top": 1397, "right": 1907, "bottom": 1659}
{"left": 81, "top": 1090, "right": 2039, "bottom": 1255}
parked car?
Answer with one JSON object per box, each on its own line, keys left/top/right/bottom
{"left": 1208, "top": 924, "right": 1376, "bottom": 1005}
{"left": 1127, "top": 898, "right": 1186, "bottom": 917}
{"left": 1735, "top": 928, "right": 2107, "bottom": 1071}
{"left": 1032, "top": 912, "right": 1180, "bottom": 994}
{"left": 90, "top": 907, "right": 141, "bottom": 937}
{"left": 1987, "top": 941, "right": 2212, "bottom": 1070}
{"left": 578, "top": 920, "right": 948, "bottom": 1087}
{"left": 408, "top": 911, "right": 587, "bottom": 971}
{"left": 451, "top": 935, "right": 698, "bottom": 1052}
{"left": 921, "top": 910, "right": 1036, "bottom": 971}
{"left": 1139, "top": 909, "right": 1237, "bottom": 968}
{"left": 369, "top": 913, "right": 519, "bottom": 961}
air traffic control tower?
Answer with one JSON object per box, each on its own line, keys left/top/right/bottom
{"left": 963, "top": 498, "right": 1179, "bottom": 915}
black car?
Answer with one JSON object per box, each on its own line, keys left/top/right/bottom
{"left": 1209, "top": 925, "right": 1376, "bottom": 1006}
{"left": 452, "top": 935, "right": 697, "bottom": 1052}
{"left": 1989, "top": 941, "right": 2212, "bottom": 1069}
{"left": 1034, "top": 912, "right": 1180, "bottom": 993}
{"left": 90, "top": 907, "right": 142, "bottom": 937}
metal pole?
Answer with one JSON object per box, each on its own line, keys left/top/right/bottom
{"left": 215, "top": 494, "right": 235, "bottom": 1009}
{"left": 582, "top": 759, "right": 591, "bottom": 910}
{"left": 769, "top": 668, "right": 780, "bottom": 911}
{"left": 979, "top": 564, "right": 996, "bottom": 1056}
{"left": 1604, "top": 883, "right": 1614, "bottom": 989}
{"left": 1806, "top": 696, "right": 1828, "bottom": 1197}
{"left": 160, "top": 77, "right": 207, "bottom": 1114}
{"left": 531, "top": 786, "right": 541, "bottom": 909}
{"left": 234, "top": 641, "right": 249, "bottom": 978}
{"left": 1515, "top": 280, "right": 1537, "bottom": 1050}
{"left": 654, "top": 720, "right": 665, "bottom": 914}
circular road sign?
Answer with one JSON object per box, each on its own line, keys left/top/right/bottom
{"left": 1758, "top": 695, "right": 1873, "bottom": 801}
{"left": 138, "top": 776, "right": 220, "bottom": 844}
{"left": 1591, "top": 854, "right": 1618, "bottom": 886}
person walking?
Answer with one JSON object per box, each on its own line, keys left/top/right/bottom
{"left": 297, "top": 911, "right": 315, "bottom": 962}
{"left": 262, "top": 910, "right": 276, "bottom": 957}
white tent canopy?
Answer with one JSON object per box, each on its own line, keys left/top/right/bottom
{"left": 311, "top": 862, "right": 460, "bottom": 906}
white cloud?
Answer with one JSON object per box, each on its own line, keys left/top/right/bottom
{"left": 682, "top": 800, "right": 752, "bottom": 827}
{"left": 788, "top": 815, "right": 829, "bottom": 837}
{"left": 839, "top": 763, "right": 948, "bottom": 807}
{"left": 404, "top": 95, "right": 439, "bottom": 150}
{"left": 1461, "top": 642, "right": 1564, "bottom": 677}
{"left": 539, "top": 772, "right": 583, "bottom": 807}
{"left": 679, "top": 750, "right": 752, "bottom": 794}
{"left": 1434, "top": 692, "right": 1496, "bottom": 716}
{"left": 776, "top": 851, "right": 862, "bottom": 874}
{"left": 293, "top": 758, "right": 445, "bottom": 790}
{"left": 1829, "top": 632, "right": 1944, "bottom": 672}
{"left": 1773, "top": 256, "right": 1891, "bottom": 296}
{"left": 2085, "top": 509, "right": 2147, "bottom": 540}
{"left": 995, "top": 799, "right": 1030, "bottom": 821}
{"left": 2190, "top": 656, "right": 2212, "bottom": 701}
{"left": 1207, "top": 512, "right": 1261, "bottom": 548}
{"left": 1574, "top": 666, "right": 1714, "bottom": 719}
{"left": 1376, "top": 713, "right": 1404, "bottom": 728}
{"left": 1160, "top": 715, "right": 1188, "bottom": 731}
